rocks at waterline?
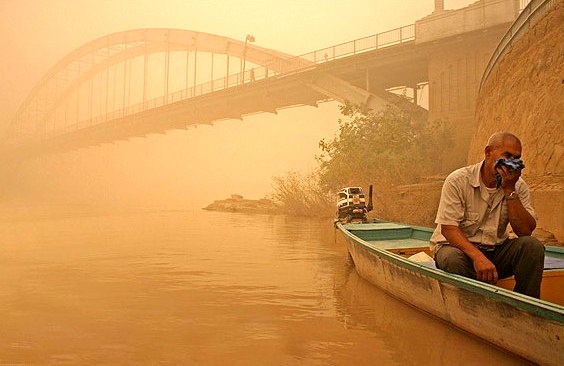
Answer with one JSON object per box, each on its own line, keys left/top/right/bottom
{"left": 203, "top": 194, "right": 281, "bottom": 214}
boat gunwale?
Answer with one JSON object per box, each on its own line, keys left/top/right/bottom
{"left": 337, "top": 221, "right": 564, "bottom": 322}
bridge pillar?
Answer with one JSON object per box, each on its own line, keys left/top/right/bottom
{"left": 426, "top": 41, "right": 488, "bottom": 171}
{"left": 305, "top": 72, "right": 389, "bottom": 111}
{"left": 416, "top": 0, "right": 520, "bottom": 172}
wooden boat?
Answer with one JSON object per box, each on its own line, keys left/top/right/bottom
{"left": 336, "top": 220, "right": 564, "bottom": 366}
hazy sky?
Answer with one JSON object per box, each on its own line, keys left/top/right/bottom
{"left": 0, "top": 0, "right": 477, "bottom": 207}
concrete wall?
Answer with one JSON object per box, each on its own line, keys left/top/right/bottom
{"left": 470, "top": 2, "right": 563, "bottom": 241}
{"left": 416, "top": 0, "right": 520, "bottom": 44}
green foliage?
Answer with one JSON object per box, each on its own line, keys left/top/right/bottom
{"left": 317, "top": 102, "right": 451, "bottom": 191}
{"left": 271, "top": 102, "right": 451, "bottom": 217}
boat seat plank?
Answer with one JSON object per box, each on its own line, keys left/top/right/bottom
{"left": 401, "top": 251, "right": 564, "bottom": 271}
{"left": 344, "top": 222, "right": 412, "bottom": 230}
{"left": 545, "top": 256, "right": 564, "bottom": 270}
{"left": 366, "top": 238, "right": 428, "bottom": 250}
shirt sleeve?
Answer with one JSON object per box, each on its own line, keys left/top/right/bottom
{"left": 435, "top": 174, "right": 465, "bottom": 226}
{"left": 516, "top": 179, "right": 537, "bottom": 220}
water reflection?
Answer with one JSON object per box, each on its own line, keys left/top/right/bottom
{"left": 0, "top": 205, "right": 532, "bottom": 365}
{"left": 333, "top": 264, "right": 532, "bottom": 365}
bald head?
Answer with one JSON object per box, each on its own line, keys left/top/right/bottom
{"left": 486, "top": 132, "right": 521, "bottom": 150}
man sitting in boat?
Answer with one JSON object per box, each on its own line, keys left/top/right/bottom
{"left": 430, "top": 132, "right": 545, "bottom": 298}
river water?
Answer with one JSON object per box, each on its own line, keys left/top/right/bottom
{"left": 0, "top": 204, "right": 531, "bottom": 365}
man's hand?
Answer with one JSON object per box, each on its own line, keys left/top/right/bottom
{"left": 441, "top": 225, "right": 499, "bottom": 284}
{"left": 496, "top": 165, "right": 520, "bottom": 193}
{"left": 472, "top": 255, "right": 498, "bottom": 284}
{"left": 495, "top": 165, "right": 537, "bottom": 236}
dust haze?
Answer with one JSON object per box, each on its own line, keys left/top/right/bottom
{"left": 0, "top": 0, "right": 476, "bottom": 209}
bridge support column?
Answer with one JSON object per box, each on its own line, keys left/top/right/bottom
{"left": 193, "top": 51, "right": 197, "bottom": 96}
{"left": 143, "top": 44, "right": 148, "bottom": 106}
{"left": 122, "top": 43, "right": 127, "bottom": 115}
{"left": 210, "top": 52, "right": 214, "bottom": 89}
{"left": 304, "top": 71, "right": 427, "bottom": 120}
{"left": 225, "top": 54, "right": 229, "bottom": 88}
{"left": 305, "top": 72, "right": 388, "bottom": 112}
{"left": 164, "top": 39, "right": 170, "bottom": 102}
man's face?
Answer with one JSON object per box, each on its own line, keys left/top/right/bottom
{"left": 485, "top": 140, "right": 522, "bottom": 169}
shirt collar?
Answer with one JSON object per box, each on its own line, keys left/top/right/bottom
{"left": 473, "top": 160, "right": 504, "bottom": 207}
{"left": 469, "top": 161, "right": 483, "bottom": 188}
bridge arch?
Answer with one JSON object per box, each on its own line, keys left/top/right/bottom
{"left": 5, "top": 24, "right": 428, "bottom": 158}
{"left": 9, "top": 28, "right": 308, "bottom": 143}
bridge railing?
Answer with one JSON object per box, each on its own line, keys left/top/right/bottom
{"left": 23, "top": 24, "right": 416, "bottom": 142}
{"left": 297, "top": 24, "right": 415, "bottom": 64}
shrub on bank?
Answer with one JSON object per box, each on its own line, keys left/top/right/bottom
{"left": 271, "top": 170, "right": 334, "bottom": 217}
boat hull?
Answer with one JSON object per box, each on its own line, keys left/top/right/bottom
{"left": 337, "top": 223, "right": 564, "bottom": 366}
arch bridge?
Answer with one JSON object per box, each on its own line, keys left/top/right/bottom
{"left": 3, "top": 26, "right": 422, "bottom": 159}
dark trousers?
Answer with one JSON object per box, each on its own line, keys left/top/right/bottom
{"left": 434, "top": 236, "right": 545, "bottom": 298}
